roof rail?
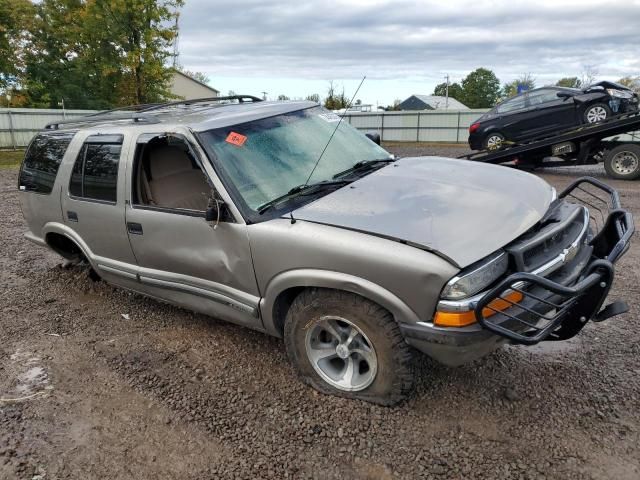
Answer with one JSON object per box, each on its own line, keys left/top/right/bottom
{"left": 44, "top": 95, "right": 263, "bottom": 130}
{"left": 45, "top": 112, "right": 159, "bottom": 130}
{"left": 138, "top": 95, "right": 263, "bottom": 112}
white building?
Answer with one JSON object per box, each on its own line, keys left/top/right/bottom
{"left": 169, "top": 70, "right": 219, "bottom": 100}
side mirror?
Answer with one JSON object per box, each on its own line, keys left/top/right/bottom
{"left": 556, "top": 92, "right": 572, "bottom": 101}
{"left": 205, "top": 204, "right": 218, "bottom": 222}
{"left": 365, "top": 132, "right": 381, "bottom": 145}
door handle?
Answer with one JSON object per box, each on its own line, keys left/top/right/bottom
{"left": 67, "top": 211, "right": 78, "bottom": 222}
{"left": 127, "top": 222, "right": 143, "bottom": 235}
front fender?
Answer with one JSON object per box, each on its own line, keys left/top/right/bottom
{"left": 260, "top": 268, "right": 422, "bottom": 337}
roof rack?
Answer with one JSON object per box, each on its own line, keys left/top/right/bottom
{"left": 44, "top": 95, "right": 263, "bottom": 130}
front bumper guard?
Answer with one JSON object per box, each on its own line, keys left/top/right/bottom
{"left": 474, "top": 177, "right": 634, "bottom": 345}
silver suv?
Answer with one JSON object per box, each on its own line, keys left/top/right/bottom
{"left": 18, "top": 96, "right": 634, "bottom": 405}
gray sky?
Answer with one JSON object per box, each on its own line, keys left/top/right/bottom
{"left": 178, "top": 0, "right": 640, "bottom": 106}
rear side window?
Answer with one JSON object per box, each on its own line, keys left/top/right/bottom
{"left": 69, "top": 135, "right": 123, "bottom": 203}
{"left": 19, "top": 132, "right": 75, "bottom": 194}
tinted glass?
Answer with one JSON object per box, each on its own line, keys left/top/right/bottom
{"left": 19, "top": 133, "right": 74, "bottom": 194}
{"left": 527, "top": 90, "right": 559, "bottom": 106}
{"left": 82, "top": 144, "right": 121, "bottom": 202}
{"left": 69, "top": 146, "right": 84, "bottom": 197}
{"left": 496, "top": 96, "right": 526, "bottom": 113}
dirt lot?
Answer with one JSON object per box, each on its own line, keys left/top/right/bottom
{"left": 1, "top": 146, "right": 639, "bottom": 480}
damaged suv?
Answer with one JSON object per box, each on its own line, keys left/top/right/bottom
{"left": 19, "top": 97, "right": 633, "bottom": 405}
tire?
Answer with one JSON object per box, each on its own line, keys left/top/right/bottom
{"left": 603, "top": 144, "right": 640, "bottom": 180}
{"left": 583, "top": 103, "right": 611, "bottom": 124}
{"left": 284, "top": 288, "right": 415, "bottom": 406}
{"left": 483, "top": 132, "right": 505, "bottom": 150}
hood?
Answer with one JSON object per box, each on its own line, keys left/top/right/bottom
{"left": 292, "top": 157, "right": 553, "bottom": 268}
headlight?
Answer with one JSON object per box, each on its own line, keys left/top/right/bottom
{"left": 441, "top": 251, "right": 508, "bottom": 300}
{"left": 607, "top": 88, "right": 633, "bottom": 99}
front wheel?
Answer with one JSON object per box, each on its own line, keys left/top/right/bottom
{"left": 603, "top": 144, "right": 640, "bottom": 180}
{"left": 284, "top": 289, "right": 415, "bottom": 405}
{"left": 584, "top": 103, "right": 611, "bottom": 124}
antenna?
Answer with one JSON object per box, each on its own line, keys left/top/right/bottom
{"left": 172, "top": 13, "right": 180, "bottom": 68}
{"left": 304, "top": 76, "right": 366, "bottom": 186}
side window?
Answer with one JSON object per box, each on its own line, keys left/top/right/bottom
{"left": 527, "top": 90, "right": 558, "bottom": 107}
{"left": 496, "top": 96, "right": 526, "bottom": 113}
{"left": 69, "top": 135, "right": 123, "bottom": 203}
{"left": 19, "top": 132, "right": 75, "bottom": 194}
{"left": 131, "top": 135, "right": 211, "bottom": 213}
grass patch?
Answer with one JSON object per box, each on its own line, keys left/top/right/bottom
{"left": 0, "top": 149, "right": 24, "bottom": 168}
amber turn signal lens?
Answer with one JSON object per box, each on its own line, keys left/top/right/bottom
{"left": 434, "top": 291, "right": 524, "bottom": 327}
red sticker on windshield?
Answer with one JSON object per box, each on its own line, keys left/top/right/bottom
{"left": 226, "top": 131, "right": 247, "bottom": 146}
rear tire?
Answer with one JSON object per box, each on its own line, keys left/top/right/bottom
{"left": 603, "top": 144, "right": 640, "bottom": 180}
{"left": 483, "top": 132, "right": 505, "bottom": 150}
{"left": 584, "top": 103, "right": 611, "bottom": 124}
{"left": 284, "top": 288, "right": 415, "bottom": 406}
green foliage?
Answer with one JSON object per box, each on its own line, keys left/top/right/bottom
{"left": 177, "top": 67, "right": 210, "bottom": 85}
{"left": 20, "top": 0, "right": 183, "bottom": 108}
{"left": 501, "top": 74, "right": 536, "bottom": 99}
{"left": 277, "top": 94, "right": 290, "bottom": 101}
{"left": 555, "top": 77, "right": 582, "bottom": 88}
{"left": 460, "top": 68, "right": 501, "bottom": 108}
{"left": 305, "top": 93, "right": 320, "bottom": 103}
{"left": 433, "top": 82, "right": 463, "bottom": 101}
{"left": 0, "top": 0, "right": 35, "bottom": 91}
{"left": 323, "top": 81, "right": 348, "bottom": 110}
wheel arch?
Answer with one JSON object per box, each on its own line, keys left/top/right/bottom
{"left": 42, "top": 222, "right": 93, "bottom": 262}
{"left": 261, "top": 269, "right": 422, "bottom": 337}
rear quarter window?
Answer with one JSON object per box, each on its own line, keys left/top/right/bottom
{"left": 18, "top": 132, "right": 75, "bottom": 194}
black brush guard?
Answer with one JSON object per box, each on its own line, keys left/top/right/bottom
{"left": 474, "top": 177, "right": 634, "bottom": 345}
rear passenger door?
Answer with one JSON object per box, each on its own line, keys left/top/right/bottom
{"left": 519, "top": 89, "right": 576, "bottom": 137}
{"left": 61, "top": 132, "right": 138, "bottom": 271}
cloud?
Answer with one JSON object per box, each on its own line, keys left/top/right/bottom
{"left": 177, "top": 0, "right": 640, "bottom": 100}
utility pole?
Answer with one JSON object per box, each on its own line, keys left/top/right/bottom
{"left": 261, "top": 91, "right": 268, "bottom": 101}
{"left": 444, "top": 74, "right": 450, "bottom": 110}
{"left": 172, "top": 14, "right": 180, "bottom": 68}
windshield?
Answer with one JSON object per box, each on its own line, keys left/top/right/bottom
{"left": 199, "top": 106, "right": 391, "bottom": 212}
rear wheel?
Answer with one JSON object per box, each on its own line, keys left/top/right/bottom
{"left": 603, "top": 144, "right": 640, "bottom": 180}
{"left": 584, "top": 103, "right": 611, "bottom": 124}
{"left": 483, "top": 132, "right": 505, "bottom": 150}
{"left": 284, "top": 289, "right": 415, "bottom": 405}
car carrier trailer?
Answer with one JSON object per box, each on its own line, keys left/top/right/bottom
{"left": 460, "top": 111, "right": 640, "bottom": 180}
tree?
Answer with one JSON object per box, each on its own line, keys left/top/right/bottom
{"left": 618, "top": 76, "right": 640, "bottom": 93}
{"left": 460, "top": 68, "right": 501, "bottom": 108}
{"left": 556, "top": 77, "right": 582, "bottom": 88}
{"left": 277, "top": 94, "right": 290, "bottom": 101}
{"left": 501, "top": 74, "right": 536, "bottom": 99}
{"left": 0, "top": 0, "right": 34, "bottom": 91}
{"left": 178, "top": 67, "right": 210, "bottom": 85}
{"left": 305, "top": 93, "right": 320, "bottom": 103}
{"left": 323, "top": 81, "right": 348, "bottom": 110}
{"left": 581, "top": 64, "right": 599, "bottom": 87}
{"left": 433, "top": 82, "right": 463, "bottom": 102}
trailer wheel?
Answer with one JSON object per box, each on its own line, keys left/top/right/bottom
{"left": 603, "top": 144, "right": 640, "bottom": 180}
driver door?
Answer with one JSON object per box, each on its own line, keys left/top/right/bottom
{"left": 124, "top": 130, "right": 262, "bottom": 330}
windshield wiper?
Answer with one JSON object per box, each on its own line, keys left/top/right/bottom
{"left": 332, "top": 158, "right": 395, "bottom": 179}
{"left": 257, "top": 179, "right": 350, "bottom": 215}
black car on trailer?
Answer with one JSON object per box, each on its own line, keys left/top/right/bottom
{"left": 468, "top": 82, "right": 639, "bottom": 151}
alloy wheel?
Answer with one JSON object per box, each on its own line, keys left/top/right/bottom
{"left": 486, "top": 135, "right": 503, "bottom": 149}
{"left": 586, "top": 106, "right": 608, "bottom": 123}
{"left": 304, "top": 316, "right": 378, "bottom": 392}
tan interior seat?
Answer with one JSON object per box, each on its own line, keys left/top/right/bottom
{"left": 148, "top": 146, "right": 210, "bottom": 211}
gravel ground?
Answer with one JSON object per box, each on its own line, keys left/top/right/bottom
{"left": 1, "top": 146, "right": 639, "bottom": 479}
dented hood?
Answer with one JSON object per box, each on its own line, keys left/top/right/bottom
{"left": 292, "top": 157, "right": 554, "bottom": 268}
